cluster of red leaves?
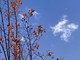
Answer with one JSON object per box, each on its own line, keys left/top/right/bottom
{"left": 32, "top": 25, "right": 45, "bottom": 37}
{"left": 5, "top": 12, "right": 14, "bottom": 17}
{"left": 10, "top": 0, "right": 22, "bottom": 9}
{"left": 13, "top": 39, "right": 20, "bottom": 43}
{"left": 13, "top": 43, "right": 20, "bottom": 54}
{"left": 30, "top": 43, "right": 40, "bottom": 51}
{"left": 28, "top": 9, "right": 35, "bottom": 16}
{"left": 0, "top": 36, "right": 4, "bottom": 43}
{"left": 17, "top": 22, "right": 20, "bottom": 27}
{"left": 7, "top": 23, "right": 14, "bottom": 32}
{"left": 23, "top": 13, "right": 27, "bottom": 18}
{"left": 9, "top": 32, "right": 14, "bottom": 41}
{"left": 47, "top": 50, "right": 54, "bottom": 59}
{"left": 13, "top": 57, "right": 19, "bottom": 60}
{"left": 12, "top": 38, "right": 21, "bottom": 60}
{"left": 37, "top": 25, "right": 43, "bottom": 34}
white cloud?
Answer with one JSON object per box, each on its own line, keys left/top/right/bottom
{"left": 67, "top": 23, "right": 78, "bottom": 30}
{"left": 50, "top": 15, "right": 79, "bottom": 42}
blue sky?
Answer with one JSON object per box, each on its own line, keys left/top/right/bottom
{"left": 0, "top": 0, "right": 80, "bottom": 60}
{"left": 22, "top": 0, "right": 80, "bottom": 60}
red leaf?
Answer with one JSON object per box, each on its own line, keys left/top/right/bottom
{"left": 23, "top": 13, "right": 27, "bottom": 18}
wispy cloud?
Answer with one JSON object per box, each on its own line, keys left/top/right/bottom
{"left": 50, "top": 15, "right": 79, "bottom": 42}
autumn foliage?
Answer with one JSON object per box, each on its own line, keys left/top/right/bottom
{"left": 0, "top": 0, "right": 64, "bottom": 60}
